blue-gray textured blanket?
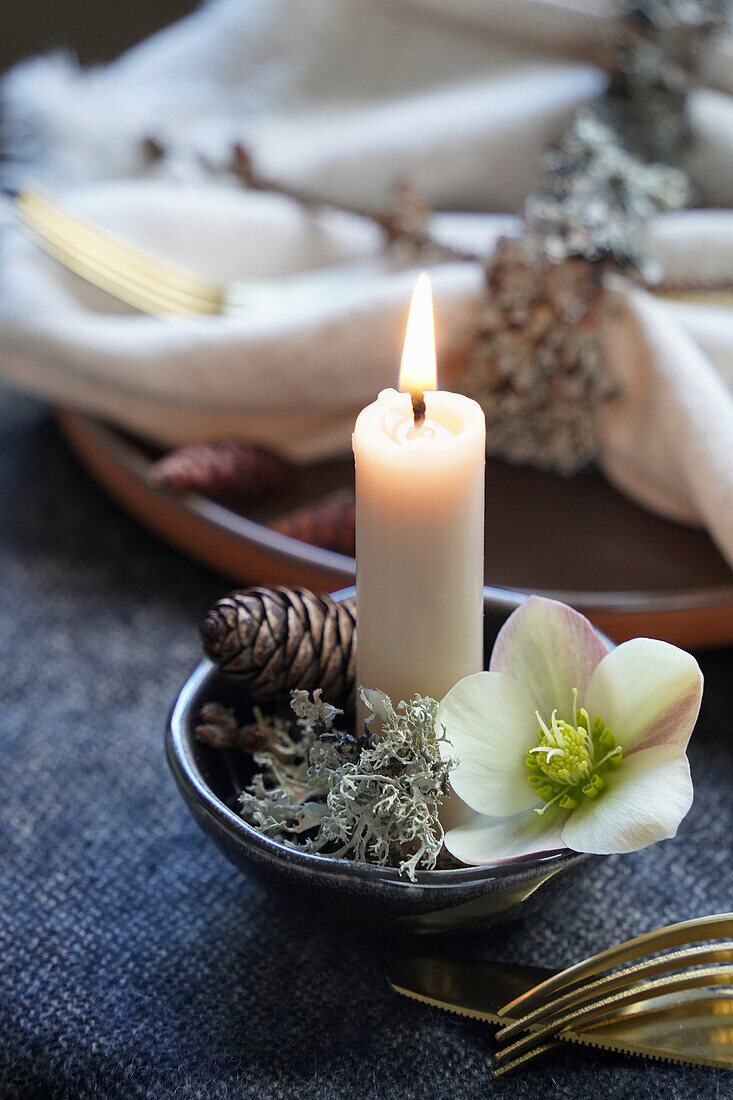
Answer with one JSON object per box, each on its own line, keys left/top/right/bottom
{"left": 1, "top": 390, "right": 731, "bottom": 1099}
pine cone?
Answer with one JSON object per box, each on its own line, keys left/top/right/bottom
{"left": 200, "top": 586, "right": 356, "bottom": 708}
{"left": 270, "top": 491, "right": 355, "bottom": 556}
{"left": 149, "top": 441, "right": 292, "bottom": 502}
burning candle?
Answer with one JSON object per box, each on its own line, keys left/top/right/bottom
{"left": 352, "top": 273, "right": 486, "bottom": 721}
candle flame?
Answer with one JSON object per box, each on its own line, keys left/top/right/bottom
{"left": 399, "top": 273, "right": 437, "bottom": 395}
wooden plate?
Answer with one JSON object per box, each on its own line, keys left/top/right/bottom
{"left": 57, "top": 408, "right": 733, "bottom": 647}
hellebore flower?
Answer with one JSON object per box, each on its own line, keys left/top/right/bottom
{"left": 438, "top": 596, "right": 703, "bottom": 864}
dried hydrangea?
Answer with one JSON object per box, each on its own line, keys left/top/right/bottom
{"left": 456, "top": 0, "right": 727, "bottom": 475}
{"left": 459, "top": 242, "right": 618, "bottom": 474}
{"left": 525, "top": 110, "right": 690, "bottom": 275}
{"left": 237, "top": 688, "right": 454, "bottom": 880}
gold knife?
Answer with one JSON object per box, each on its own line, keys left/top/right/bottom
{"left": 387, "top": 953, "right": 733, "bottom": 1073}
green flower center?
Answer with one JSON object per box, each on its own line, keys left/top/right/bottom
{"left": 525, "top": 689, "right": 623, "bottom": 814}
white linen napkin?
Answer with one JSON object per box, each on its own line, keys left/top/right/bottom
{"left": 1, "top": 0, "right": 733, "bottom": 567}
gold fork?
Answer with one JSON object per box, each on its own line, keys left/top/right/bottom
{"left": 495, "top": 941, "right": 733, "bottom": 1043}
{"left": 497, "top": 912, "right": 733, "bottom": 1024}
{"left": 15, "top": 189, "right": 371, "bottom": 320}
{"left": 16, "top": 189, "right": 733, "bottom": 319}
{"left": 388, "top": 945, "right": 733, "bottom": 1075}
{"left": 495, "top": 964, "right": 733, "bottom": 1075}
{"left": 493, "top": 912, "right": 733, "bottom": 1074}
{"left": 16, "top": 189, "right": 225, "bottom": 316}
{"left": 388, "top": 912, "right": 733, "bottom": 1075}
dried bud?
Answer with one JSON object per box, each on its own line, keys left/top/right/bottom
{"left": 195, "top": 703, "right": 240, "bottom": 747}
{"left": 232, "top": 143, "right": 256, "bottom": 186}
{"left": 195, "top": 702, "right": 279, "bottom": 752}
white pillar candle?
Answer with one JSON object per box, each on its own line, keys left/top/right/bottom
{"left": 352, "top": 274, "right": 486, "bottom": 720}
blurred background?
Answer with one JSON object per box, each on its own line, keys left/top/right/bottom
{"left": 0, "top": 1, "right": 195, "bottom": 70}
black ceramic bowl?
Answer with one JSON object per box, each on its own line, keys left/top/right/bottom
{"left": 167, "top": 588, "right": 599, "bottom": 935}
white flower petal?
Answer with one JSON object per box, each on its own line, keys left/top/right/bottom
{"left": 490, "top": 596, "right": 608, "bottom": 720}
{"left": 438, "top": 671, "right": 539, "bottom": 816}
{"left": 445, "top": 808, "right": 568, "bottom": 866}
{"left": 584, "top": 638, "right": 703, "bottom": 754}
{"left": 560, "top": 745, "right": 693, "bottom": 855}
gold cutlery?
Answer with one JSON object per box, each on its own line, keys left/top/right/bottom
{"left": 16, "top": 189, "right": 225, "bottom": 317}
{"left": 12, "top": 184, "right": 405, "bottom": 321}
{"left": 497, "top": 912, "right": 733, "bottom": 1024}
{"left": 495, "top": 941, "right": 733, "bottom": 1043}
{"left": 495, "top": 964, "right": 733, "bottom": 1074}
{"left": 387, "top": 912, "right": 733, "bottom": 1076}
{"left": 15, "top": 189, "right": 733, "bottom": 319}
{"left": 14, "top": 189, "right": 366, "bottom": 320}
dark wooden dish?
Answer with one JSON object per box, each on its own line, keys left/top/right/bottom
{"left": 58, "top": 407, "right": 733, "bottom": 647}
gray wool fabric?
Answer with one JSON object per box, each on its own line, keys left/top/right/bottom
{"left": 1, "top": 388, "right": 731, "bottom": 1100}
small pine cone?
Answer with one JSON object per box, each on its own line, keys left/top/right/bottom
{"left": 270, "top": 491, "right": 355, "bottom": 556}
{"left": 149, "top": 441, "right": 292, "bottom": 502}
{"left": 200, "top": 586, "right": 356, "bottom": 708}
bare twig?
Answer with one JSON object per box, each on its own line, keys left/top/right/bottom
{"left": 230, "top": 143, "right": 483, "bottom": 264}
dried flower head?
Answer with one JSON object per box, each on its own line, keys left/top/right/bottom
{"left": 454, "top": 0, "right": 723, "bottom": 475}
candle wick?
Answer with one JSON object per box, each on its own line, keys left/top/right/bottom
{"left": 411, "top": 389, "right": 426, "bottom": 426}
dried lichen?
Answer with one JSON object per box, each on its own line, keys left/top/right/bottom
{"left": 235, "top": 688, "right": 454, "bottom": 880}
